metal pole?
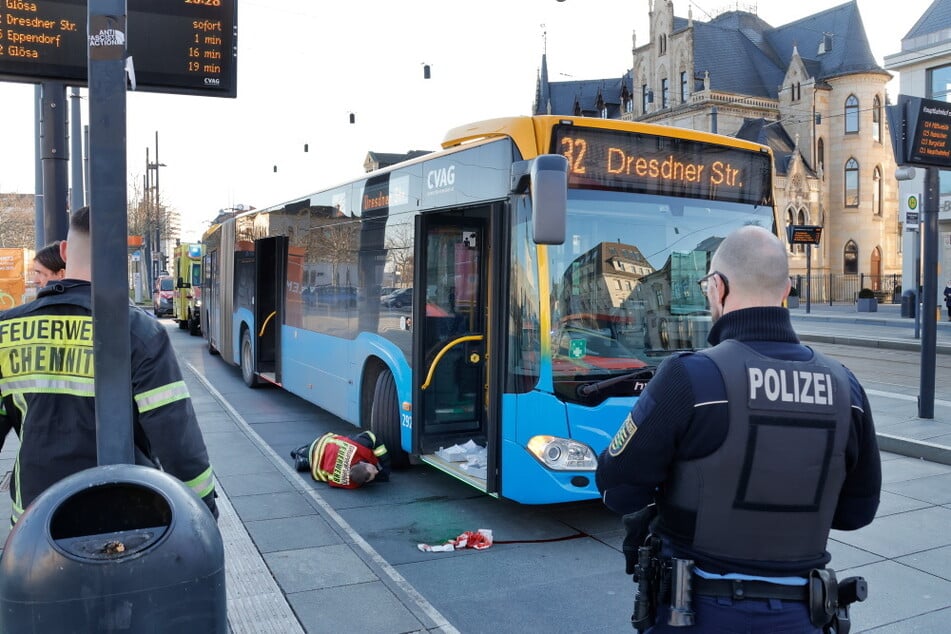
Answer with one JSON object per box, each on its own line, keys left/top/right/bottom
{"left": 41, "top": 81, "right": 70, "bottom": 243}
{"left": 70, "top": 87, "right": 85, "bottom": 211}
{"left": 806, "top": 245, "right": 812, "bottom": 314}
{"left": 144, "top": 149, "right": 153, "bottom": 291}
{"left": 34, "top": 85, "right": 45, "bottom": 251}
{"left": 919, "top": 167, "right": 939, "bottom": 419}
{"left": 914, "top": 230, "right": 921, "bottom": 340}
{"left": 88, "top": 0, "right": 134, "bottom": 464}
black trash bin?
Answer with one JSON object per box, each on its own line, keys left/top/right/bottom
{"left": 901, "top": 289, "right": 916, "bottom": 318}
{"left": 0, "top": 464, "right": 226, "bottom": 632}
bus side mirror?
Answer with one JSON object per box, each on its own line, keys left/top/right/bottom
{"left": 530, "top": 154, "right": 567, "bottom": 245}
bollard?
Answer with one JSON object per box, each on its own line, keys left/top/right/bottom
{"left": 901, "top": 290, "right": 916, "bottom": 318}
{"left": 0, "top": 464, "right": 226, "bottom": 632}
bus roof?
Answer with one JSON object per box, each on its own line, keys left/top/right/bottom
{"left": 442, "top": 115, "right": 772, "bottom": 161}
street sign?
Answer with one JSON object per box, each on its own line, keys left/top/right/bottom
{"left": 906, "top": 211, "right": 920, "bottom": 228}
{"left": 786, "top": 224, "right": 823, "bottom": 245}
{"left": 0, "top": 0, "right": 237, "bottom": 98}
{"left": 889, "top": 95, "right": 951, "bottom": 169}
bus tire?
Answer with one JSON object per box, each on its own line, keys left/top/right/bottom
{"left": 178, "top": 317, "right": 188, "bottom": 330}
{"left": 241, "top": 329, "right": 259, "bottom": 388}
{"left": 370, "top": 369, "right": 409, "bottom": 468}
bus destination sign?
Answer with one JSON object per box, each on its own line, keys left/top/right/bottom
{"left": 552, "top": 124, "right": 773, "bottom": 207}
{"left": 0, "top": 0, "right": 237, "bottom": 98}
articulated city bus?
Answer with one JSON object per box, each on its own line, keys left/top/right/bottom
{"left": 201, "top": 115, "right": 776, "bottom": 504}
{"left": 172, "top": 242, "right": 204, "bottom": 335}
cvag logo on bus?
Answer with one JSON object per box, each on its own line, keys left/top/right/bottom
{"left": 427, "top": 164, "right": 456, "bottom": 195}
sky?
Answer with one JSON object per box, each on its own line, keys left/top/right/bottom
{"left": 0, "top": 0, "right": 938, "bottom": 242}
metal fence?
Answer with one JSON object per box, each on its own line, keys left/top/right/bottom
{"left": 791, "top": 273, "right": 903, "bottom": 304}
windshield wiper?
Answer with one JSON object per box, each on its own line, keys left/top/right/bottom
{"left": 577, "top": 366, "right": 656, "bottom": 397}
{"left": 643, "top": 348, "right": 700, "bottom": 357}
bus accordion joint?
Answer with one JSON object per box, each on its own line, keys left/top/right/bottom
{"left": 258, "top": 311, "right": 277, "bottom": 337}
{"left": 420, "top": 335, "right": 484, "bottom": 391}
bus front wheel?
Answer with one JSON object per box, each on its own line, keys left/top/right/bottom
{"left": 370, "top": 369, "right": 409, "bottom": 468}
{"left": 241, "top": 329, "right": 259, "bottom": 388}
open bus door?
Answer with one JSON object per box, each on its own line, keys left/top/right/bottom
{"left": 246, "top": 236, "right": 287, "bottom": 387}
{"left": 412, "top": 206, "right": 500, "bottom": 495}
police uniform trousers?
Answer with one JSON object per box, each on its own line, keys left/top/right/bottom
{"left": 649, "top": 595, "right": 822, "bottom": 633}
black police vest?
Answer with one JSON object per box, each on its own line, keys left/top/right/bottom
{"left": 658, "top": 340, "right": 851, "bottom": 564}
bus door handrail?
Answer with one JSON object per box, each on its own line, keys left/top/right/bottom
{"left": 420, "top": 334, "right": 484, "bottom": 391}
{"left": 258, "top": 310, "right": 277, "bottom": 337}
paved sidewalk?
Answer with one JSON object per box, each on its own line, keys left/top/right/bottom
{"left": 1, "top": 303, "right": 950, "bottom": 632}
{"left": 790, "top": 301, "right": 951, "bottom": 462}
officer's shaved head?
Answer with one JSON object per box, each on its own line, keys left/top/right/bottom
{"left": 710, "top": 225, "right": 790, "bottom": 309}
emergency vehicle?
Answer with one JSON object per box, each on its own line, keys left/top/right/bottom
{"left": 172, "top": 243, "right": 203, "bottom": 335}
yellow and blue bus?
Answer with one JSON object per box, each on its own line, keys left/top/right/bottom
{"left": 201, "top": 115, "right": 776, "bottom": 504}
{"left": 173, "top": 242, "right": 204, "bottom": 336}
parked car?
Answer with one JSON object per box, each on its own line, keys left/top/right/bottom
{"left": 152, "top": 275, "right": 175, "bottom": 317}
{"left": 312, "top": 285, "right": 357, "bottom": 308}
{"left": 381, "top": 287, "right": 413, "bottom": 309}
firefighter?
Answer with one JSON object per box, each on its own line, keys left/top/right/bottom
{"left": 596, "top": 226, "right": 880, "bottom": 632}
{"left": 291, "top": 431, "right": 390, "bottom": 488}
{"left": 0, "top": 206, "right": 217, "bottom": 524}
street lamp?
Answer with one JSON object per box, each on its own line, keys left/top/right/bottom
{"left": 147, "top": 159, "right": 167, "bottom": 273}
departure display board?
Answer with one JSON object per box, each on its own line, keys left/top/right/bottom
{"left": 551, "top": 124, "right": 773, "bottom": 206}
{"left": 0, "top": 0, "right": 237, "bottom": 97}
{"left": 787, "top": 225, "right": 822, "bottom": 245}
{"left": 908, "top": 97, "right": 951, "bottom": 168}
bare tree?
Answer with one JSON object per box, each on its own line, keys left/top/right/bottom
{"left": 0, "top": 194, "right": 37, "bottom": 248}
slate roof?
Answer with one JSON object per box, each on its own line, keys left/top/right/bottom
{"left": 902, "top": 0, "right": 951, "bottom": 44}
{"left": 534, "top": 54, "right": 631, "bottom": 117}
{"left": 735, "top": 118, "right": 814, "bottom": 177}
{"left": 365, "top": 150, "right": 431, "bottom": 170}
{"left": 535, "top": 1, "right": 887, "bottom": 110}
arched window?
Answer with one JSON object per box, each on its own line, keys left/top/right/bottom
{"left": 845, "top": 158, "right": 859, "bottom": 207}
{"left": 844, "top": 240, "right": 858, "bottom": 275}
{"left": 817, "top": 138, "right": 824, "bottom": 178}
{"left": 872, "top": 95, "right": 882, "bottom": 143}
{"left": 873, "top": 166, "right": 883, "bottom": 216}
{"left": 845, "top": 95, "right": 859, "bottom": 133}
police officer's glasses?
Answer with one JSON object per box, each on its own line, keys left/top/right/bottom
{"left": 697, "top": 271, "right": 730, "bottom": 300}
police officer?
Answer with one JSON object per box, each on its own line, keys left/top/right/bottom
{"left": 596, "top": 225, "right": 881, "bottom": 632}
{"left": 0, "top": 206, "right": 217, "bottom": 523}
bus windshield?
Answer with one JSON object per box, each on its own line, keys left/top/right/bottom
{"left": 546, "top": 190, "right": 774, "bottom": 383}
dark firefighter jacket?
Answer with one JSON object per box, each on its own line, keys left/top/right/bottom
{"left": 0, "top": 280, "right": 216, "bottom": 523}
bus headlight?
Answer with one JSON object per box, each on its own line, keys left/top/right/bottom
{"left": 527, "top": 436, "right": 597, "bottom": 471}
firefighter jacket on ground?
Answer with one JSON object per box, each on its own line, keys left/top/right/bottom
{"left": 0, "top": 280, "right": 217, "bottom": 523}
{"left": 308, "top": 431, "right": 389, "bottom": 488}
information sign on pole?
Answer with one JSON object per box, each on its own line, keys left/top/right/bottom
{"left": 0, "top": 0, "right": 237, "bottom": 98}
{"left": 786, "top": 225, "right": 823, "bottom": 245}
